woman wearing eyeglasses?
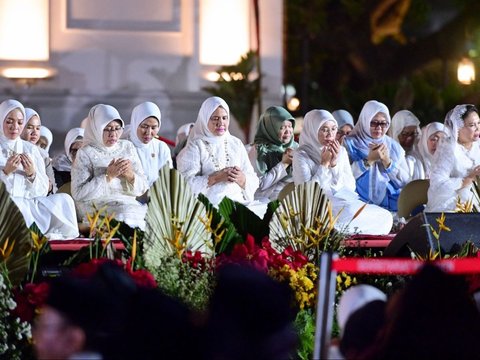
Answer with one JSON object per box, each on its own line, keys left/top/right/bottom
{"left": 426, "top": 105, "right": 480, "bottom": 212}
{"left": 71, "top": 104, "right": 148, "bottom": 230}
{"left": 292, "top": 109, "right": 392, "bottom": 234}
{"left": 388, "top": 110, "right": 424, "bottom": 180}
{"left": 127, "top": 101, "right": 172, "bottom": 188}
{"left": 177, "top": 97, "right": 261, "bottom": 213}
{"left": 344, "top": 100, "right": 410, "bottom": 212}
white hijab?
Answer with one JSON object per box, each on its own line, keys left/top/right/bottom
{"left": 175, "top": 122, "right": 194, "bottom": 145}
{"left": 25, "top": 107, "right": 40, "bottom": 124}
{"left": 298, "top": 109, "right": 337, "bottom": 163}
{"left": 39, "top": 126, "right": 53, "bottom": 153}
{"left": 65, "top": 127, "right": 84, "bottom": 162}
{"left": 418, "top": 122, "right": 449, "bottom": 171}
{"left": 389, "top": 110, "right": 421, "bottom": 146}
{"left": 83, "top": 104, "right": 124, "bottom": 151}
{"left": 189, "top": 96, "right": 230, "bottom": 144}
{"left": 332, "top": 109, "right": 354, "bottom": 129}
{"left": 0, "top": 99, "right": 26, "bottom": 153}
{"left": 129, "top": 101, "right": 161, "bottom": 148}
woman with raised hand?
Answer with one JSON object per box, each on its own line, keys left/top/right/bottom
{"left": 21, "top": 108, "right": 57, "bottom": 193}
{"left": 426, "top": 105, "right": 480, "bottom": 211}
{"left": 415, "top": 122, "right": 449, "bottom": 179}
{"left": 177, "top": 96, "right": 260, "bottom": 210}
{"left": 128, "top": 101, "right": 172, "bottom": 187}
{"left": 248, "top": 106, "right": 298, "bottom": 201}
{"left": 344, "top": 100, "right": 410, "bottom": 212}
{"left": 0, "top": 99, "right": 78, "bottom": 239}
{"left": 293, "top": 109, "right": 392, "bottom": 234}
{"left": 71, "top": 104, "right": 148, "bottom": 230}
{"left": 52, "top": 127, "right": 84, "bottom": 188}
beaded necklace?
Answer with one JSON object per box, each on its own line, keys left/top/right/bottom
{"left": 203, "top": 138, "right": 230, "bottom": 171}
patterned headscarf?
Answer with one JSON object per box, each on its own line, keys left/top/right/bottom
{"left": 254, "top": 106, "right": 297, "bottom": 174}
{"left": 83, "top": 104, "right": 124, "bottom": 150}
{"left": 129, "top": 101, "right": 162, "bottom": 148}
{"left": 189, "top": 96, "right": 230, "bottom": 144}
{"left": 444, "top": 104, "right": 475, "bottom": 142}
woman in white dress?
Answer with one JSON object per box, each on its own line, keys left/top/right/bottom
{"left": 177, "top": 96, "right": 259, "bottom": 208}
{"left": 344, "top": 100, "right": 410, "bottom": 212}
{"left": 248, "top": 106, "right": 298, "bottom": 201}
{"left": 0, "top": 99, "right": 79, "bottom": 239}
{"left": 128, "top": 101, "right": 172, "bottom": 187}
{"left": 293, "top": 109, "right": 392, "bottom": 235}
{"left": 21, "top": 108, "right": 57, "bottom": 193}
{"left": 389, "top": 109, "right": 424, "bottom": 179}
{"left": 426, "top": 104, "right": 480, "bottom": 212}
{"left": 71, "top": 104, "right": 149, "bottom": 230}
{"left": 414, "top": 122, "right": 449, "bottom": 179}
{"left": 52, "top": 127, "right": 84, "bottom": 188}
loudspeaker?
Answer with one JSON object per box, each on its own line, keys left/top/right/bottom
{"left": 384, "top": 212, "right": 480, "bottom": 257}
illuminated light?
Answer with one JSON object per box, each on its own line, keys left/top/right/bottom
{"left": 287, "top": 97, "right": 300, "bottom": 112}
{"left": 457, "top": 57, "right": 475, "bottom": 85}
{"left": 205, "top": 71, "right": 221, "bottom": 82}
{"left": 200, "top": 0, "right": 250, "bottom": 65}
{"left": 0, "top": 0, "right": 49, "bottom": 61}
{"left": 0, "top": 67, "right": 56, "bottom": 79}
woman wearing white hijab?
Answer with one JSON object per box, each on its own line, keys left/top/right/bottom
{"left": 0, "top": 99, "right": 79, "bottom": 239}
{"left": 177, "top": 96, "right": 260, "bottom": 209}
{"left": 293, "top": 109, "right": 392, "bottom": 234}
{"left": 38, "top": 125, "right": 53, "bottom": 153}
{"left": 52, "top": 127, "right": 84, "bottom": 188}
{"left": 128, "top": 101, "right": 172, "bottom": 187}
{"left": 71, "top": 104, "right": 148, "bottom": 230}
{"left": 426, "top": 105, "right": 480, "bottom": 211}
{"left": 21, "top": 108, "right": 57, "bottom": 193}
{"left": 344, "top": 100, "right": 410, "bottom": 212}
{"left": 389, "top": 109, "right": 424, "bottom": 179}
{"left": 414, "top": 122, "right": 449, "bottom": 179}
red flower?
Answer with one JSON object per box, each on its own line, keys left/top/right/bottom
{"left": 72, "top": 258, "right": 123, "bottom": 278}
{"left": 12, "top": 282, "right": 49, "bottom": 322}
{"left": 217, "top": 234, "right": 269, "bottom": 273}
{"left": 183, "top": 250, "right": 208, "bottom": 270}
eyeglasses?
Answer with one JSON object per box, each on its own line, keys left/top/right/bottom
{"left": 399, "top": 131, "right": 419, "bottom": 138}
{"left": 370, "top": 121, "right": 389, "bottom": 129}
{"left": 319, "top": 127, "right": 337, "bottom": 134}
{"left": 103, "top": 127, "right": 123, "bottom": 134}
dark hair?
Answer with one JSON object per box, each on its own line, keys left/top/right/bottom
{"left": 462, "top": 105, "right": 479, "bottom": 120}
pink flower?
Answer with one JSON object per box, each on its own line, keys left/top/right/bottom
{"left": 217, "top": 234, "right": 269, "bottom": 273}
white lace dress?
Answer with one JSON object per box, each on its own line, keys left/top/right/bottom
{"left": 426, "top": 141, "right": 480, "bottom": 211}
{"left": 71, "top": 140, "right": 149, "bottom": 230}
{"left": 177, "top": 136, "right": 260, "bottom": 207}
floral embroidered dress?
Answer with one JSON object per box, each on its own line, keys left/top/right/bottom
{"left": 71, "top": 104, "right": 148, "bottom": 230}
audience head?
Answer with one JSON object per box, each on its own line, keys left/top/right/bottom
{"left": 175, "top": 122, "right": 194, "bottom": 146}
{"left": 64, "top": 127, "right": 84, "bottom": 163}
{"left": 418, "top": 122, "right": 448, "bottom": 159}
{"left": 84, "top": 104, "right": 124, "bottom": 148}
{"left": 255, "top": 106, "right": 295, "bottom": 146}
{"left": 21, "top": 108, "right": 41, "bottom": 144}
{"left": 38, "top": 126, "right": 53, "bottom": 152}
{"left": 445, "top": 104, "right": 480, "bottom": 146}
{"left": 367, "top": 264, "right": 480, "bottom": 360}
{"left": 300, "top": 109, "right": 337, "bottom": 148}
{"left": 332, "top": 109, "right": 354, "bottom": 141}
{"left": 130, "top": 101, "right": 161, "bottom": 146}
{"left": 204, "top": 264, "right": 297, "bottom": 360}
{"left": 351, "top": 100, "right": 391, "bottom": 142}
{"left": 389, "top": 110, "right": 421, "bottom": 151}
{"left": 0, "top": 99, "right": 26, "bottom": 142}
{"left": 190, "top": 96, "right": 230, "bottom": 141}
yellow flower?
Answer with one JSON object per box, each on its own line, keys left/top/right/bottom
{"left": 131, "top": 230, "right": 137, "bottom": 264}
{"left": 31, "top": 231, "right": 47, "bottom": 252}
{"left": 435, "top": 213, "right": 451, "bottom": 232}
{"left": 0, "top": 238, "right": 15, "bottom": 261}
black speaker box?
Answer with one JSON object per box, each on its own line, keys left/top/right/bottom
{"left": 384, "top": 212, "right": 480, "bottom": 257}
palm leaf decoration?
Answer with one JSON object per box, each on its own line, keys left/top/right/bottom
{"left": 269, "top": 181, "right": 344, "bottom": 261}
{"left": 470, "top": 178, "right": 480, "bottom": 212}
{"left": 0, "top": 181, "right": 32, "bottom": 285}
{"left": 143, "top": 165, "right": 212, "bottom": 269}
